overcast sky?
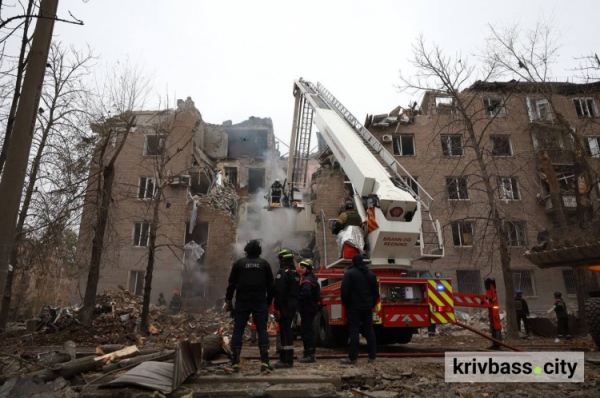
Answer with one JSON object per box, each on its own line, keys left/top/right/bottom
{"left": 52, "top": 0, "right": 599, "bottom": 149}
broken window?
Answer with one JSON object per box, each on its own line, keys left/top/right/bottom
{"left": 562, "top": 269, "right": 577, "bottom": 295}
{"left": 573, "top": 98, "right": 598, "bottom": 118}
{"left": 456, "top": 270, "right": 482, "bottom": 294}
{"left": 226, "top": 129, "right": 269, "bottom": 158}
{"left": 587, "top": 137, "right": 600, "bottom": 158}
{"left": 189, "top": 172, "right": 210, "bottom": 195}
{"left": 392, "top": 134, "right": 415, "bottom": 156}
{"left": 128, "top": 270, "right": 145, "bottom": 296}
{"left": 506, "top": 221, "right": 527, "bottom": 247}
{"left": 491, "top": 135, "right": 512, "bottom": 157}
{"left": 446, "top": 177, "right": 469, "bottom": 200}
{"left": 513, "top": 270, "right": 536, "bottom": 296}
{"left": 138, "top": 177, "right": 156, "bottom": 199}
{"left": 144, "top": 135, "right": 165, "bottom": 155}
{"left": 451, "top": 221, "right": 474, "bottom": 247}
{"left": 435, "top": 97, "right": 456, "bottom": 116}
{"left": 224, "top": 167, "right": 238, "bottom": 188}
{"left": 498, "top": 177, "right": 520, "bottom": 200}
{"left": 441, "top": 134, "right": 463, "bottom": 156}
{"left": 185, "top": 221, "right": 209, "bottom": 266}
{"left": 527, "top": 97, "right": 553, "bottom": 121}
{"left": 248, "top": 168, "right": 265, "bottom": 194}
{"left": 133, "top": 222, "right": 150, "bottom": 247}
{"left": 484, "top": 97, "right": 506, "bottom": 118}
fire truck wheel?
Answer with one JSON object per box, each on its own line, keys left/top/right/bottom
{"left": 586, "top": 297, "right": 600, "bottom": 348}
{"left": 395, "top": 328, "right": 414, "bottom": 344}
{"left": 317, "top": 307, "right": 345, "bottom": 348}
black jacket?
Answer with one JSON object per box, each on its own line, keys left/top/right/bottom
{"left": 225, "top": 256, "right": 274, "bottom": 304}
{"left": 515, "top": 297, "right": 529, "bottom": 315}
{"left": 554, "top": 298, "right": 568, "bottom": 318}
{"left": 341, "top": 264, "right": 379, "bottom": 311}
{"left": 298, "top": 272, "right": 319, "bottom": 313}
{"left": 272, "top": 262, "right": 300, "bottom": 317}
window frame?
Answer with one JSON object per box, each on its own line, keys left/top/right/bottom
{"left": 392, "top": 134, "right": 416, "bottom": 157}
{"left": 490, "top": 134, "right": 513, "bottom": 157}
{"left": 484, "top": 97, "right": 507, "bottom": 118}
{"left": 456, "top": 270, "right": 482, "bottom": 295}
{"left": 506, "top": 221, "right": 527, "bottom": 247}
{"left": 128, "top": 270, "right": 145, "bottom": 296}
{"left": 451, "top": 221, "right": 475, "bottom": 247}
{"left": 138, "top": 176, "right": 156, "bottom": 200}
{"left": 512, "top": 269, "right": 537, "bottom": 296}
{"left": 573, "top": 98, "right": 598, "bottom": 118}
{"left": 562, "top": 269, "right": 577, "bottom": 296}
{"left": 143, "top": 134, "right": 166, "bottom": 156}
{"left": 132, "top": 222, "right": 151, "bottom": 247}
{"left": 434, "top": 96, "right": 457, "bottom": 116}
{"left": 498, "top": 177, "right": 520, "bottom": 201}
{"left": 587, "top": 136, "right": 600, "bottom": 158}
{"left": 446, "top": 177, "right": 470, "bottom": 200}
{"left": 526, "top": 97, "right": 553, "bottom": 121}
{"left": 441, "top": 134, "right": 464, "bottom": 157}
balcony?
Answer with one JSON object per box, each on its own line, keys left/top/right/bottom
{"left": 544, "top": 194, "right": 577, "bottom": 214}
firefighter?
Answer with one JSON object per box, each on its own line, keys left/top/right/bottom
{"left": 298, "top": 259, "right": 320, "bottom": 363}
{"left": 515, "top": 290, "right": 530, "bottom": 338}
{"left": 333, "top": 200, "right": 362, "bottom": 234}
{"left": 225, "top": 240, "right": 274, "bottom": 372}
{"left": 549, "top": 291, "right": 571, "bottom": 342}
{"left": 270, "top": 179, "right": 283, "bottom": 205}
{"left": 169, "top": 290, "right": 182, "bottom": 314}
{"left": 340, "top": 254, "right": 379, "bottom": 365}
{"left": 157, "top": 292, "right": 166, "bottom": 307}
{"left": 272, "top": 248, "right": 300, "bottom": 368}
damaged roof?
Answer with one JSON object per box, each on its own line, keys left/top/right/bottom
{"left": 466, "top": 80, "right": 600, "bottom": 95}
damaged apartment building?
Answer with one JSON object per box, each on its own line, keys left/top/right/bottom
{"left": 311, "top": 81, "right": 600, "bottom": 312}
{"left": 73, "top": 97, "right": 281, "bottom": 306}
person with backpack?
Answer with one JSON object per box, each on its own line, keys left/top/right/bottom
{"left": 549, "top": 291, "right": 571, "bottom": 342}
{"left": 298, "top": 259, "right": 320, "bottom": 363}
{"left": 515, "top": 290, "right": 530, "bottom": 338}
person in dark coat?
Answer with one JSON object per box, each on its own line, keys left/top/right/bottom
{"left": 551, "top": 291, "right": 571, "bottom": 341}
{"left": 157, "top": 292, "right": 166, "bottom": 307}
{"left": 298, "top": 259, "right": 320, "bottom": 363}
{"left": 515, "top": 290, "right": 530, "bottom": 338}
{"left": 333, "top": 201, "right": 362, "bottom": 234}
{"left": 272, "top": 248, "right": 300, "bottom": 368}
{"left": 169, "top": 290, "right": 182, "bottom": 314}
{"left": 225, "top": 240, "right": 274, "bottom": 372}
{"left": 340, "top": 254, "right": 379, "bottom": 364}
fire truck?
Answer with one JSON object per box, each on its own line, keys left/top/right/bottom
{"left": 257, "top": 79, "right": 502, "bottom": 346}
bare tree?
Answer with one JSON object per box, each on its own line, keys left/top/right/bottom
{"left": 399, "top": 35, "right": 525, "bottom": 338}
{"left": 78, "top": 62, "right": 151, "bottom": 327}
{"left": 0, "top": 42, "right": 94, "bottom": 328}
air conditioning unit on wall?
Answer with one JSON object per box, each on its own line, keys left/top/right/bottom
{"left": 382, "top": 135, "right": 392, "bottom": 142}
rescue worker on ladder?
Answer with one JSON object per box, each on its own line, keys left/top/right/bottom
{"left": 298, "top": 259, "right": 321, "bottom": 363}
{"left": 515, "top": 290, "right": 530, "bottom": 338}
{"left": 272, "top": 248, "right": 300, "bottom": 368}
{"left": 333, "top": 200, "right": 362, "bottom": 235}
{"left": 270, "top": 179, "right": 283, "bottom": 205}
{"left": 225, "top": 240, "right": 274, "bottom": 372}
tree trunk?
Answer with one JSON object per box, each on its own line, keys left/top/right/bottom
{"left": 0, "top": 111, "right": 55, "bottom": 329}
{"left": 141, "top": 194, "right": 161, "bottom": 330}
{"left": 79, "top": 164, "right": 116, "bottom": 327}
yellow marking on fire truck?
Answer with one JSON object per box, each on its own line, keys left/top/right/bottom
{"left": 441, "top": 280, "right": 453, "bottom": 292}
{"left": 428, "top": 289, "right": 444, "bottom": 307}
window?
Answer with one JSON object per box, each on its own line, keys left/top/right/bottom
{"left": 587, "top": 137, "right": 600, "bottom": 158}
{"left": 573, "top": 98, "right": 598, "bottom": 118}
{"left": 392, "top": 135, "right": 415, "bottom": 156}
{"left": 248, "top": 168, "right": 265, "bottom": 195}
{"left": 451, "top": 221, "right": 475, "bottom": 247}
{"left": 128, "top": 270, "right": 145, "bottom": 296}
{"left": 456, "top": 270, "right": 482, "bottom": 294}
{"left": 527, "top": 98, "right": 553, "bottom": 121}
{"left": 435, "top": 97, "right": 456, "bottom": 116}
{"left": 506, "top": 221, "right": 527, "bottom": 247}
{"left": 407, "top": 176, "right": 419, "bottom": 195}
{"left": 133, "top": 222, "right": 150, "bottom": 247}
{"left": 446, "top": 177, "right": 469, "bottom": 200}
{"left": 224, "top": 167, "right": 238, "bottom": 188}
{"left": 562, "top": 269, "right": 577, "bottom": 295}
{"left": 441, "top": 135, "right": 463, "bottom": 156}
{"left": 490, "top": 135, "right": 512, "bottom": 157}
{"left": 138, "top": 177, "right": 156, "bottom": 199}
{"left": 499, "top": 177, "right": 520, "bottom": 200}
{"left": 189, "top": 172, "right": 210, "bottom": 195}
{"left": 144, "top": 135, "right": 165, "bottom": 155}
{"left": 513, "top": 270, "right": 536, "bottom": 296}
{"left": 484, "top": 97, "right": 506, "bottom": 117}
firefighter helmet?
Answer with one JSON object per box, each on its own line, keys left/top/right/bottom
{"left": 278, "top": 248, "right": 294, "bottom": 260}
